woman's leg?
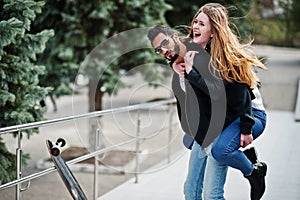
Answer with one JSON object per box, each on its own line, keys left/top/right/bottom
{"left": 252, "top": 108, "right": 267, "bottom": 139}
{"left": 211, "top": 109, "right": 266, "bottom": 176}
{"left": 184, "top": 142, "right": 208, "bottom": 200}
{"left": 211, "top": 118, "right": 253, "bottom": 175}
{"left": 211, "top": 109, "right": 267, "bottom": 199}
{"left": 203, "top": 145, "right": 228, "bottom": 200}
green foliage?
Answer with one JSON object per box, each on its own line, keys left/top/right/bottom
{"left": 249, "top": 18, "right": 286, "bottom": 46}
{"left": 33, "top": 0, "right": 172, "bottom": 99}
{"left": 0, "top": 137, "right": 30, "bottom": 183}
{"left": 246, "top": 0, "right": 300, "bottom": 47}
{"left": 165, "top": 0, "right": 255, "bottom": 40}
{"left": 0, "top": 0, "right": 53, "bottom": 128}
{"left": 278, "top": 0, "right": 300, "bottom": 45}
{"left": 291, "top": 0, "right": 300, "bottom": 32}
{"left": 0, "top": 0, "right": 53, "bottom": 183}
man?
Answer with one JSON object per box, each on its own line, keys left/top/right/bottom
{"left": 147, "top": 25, "right": 266, "bottom": 200}
{"left": 147, "top": 25, "right": 228, "bottom": 199}
{"left": 147, "top": 25, "right": 227, "bottom": 148}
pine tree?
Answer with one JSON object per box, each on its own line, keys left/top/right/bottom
{"left": 0, "top": 0, "right": 53, "bottom": 183}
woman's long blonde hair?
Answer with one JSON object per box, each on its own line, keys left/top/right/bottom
{"left": 188, "top": 3, "right": 266, "bottom": 88}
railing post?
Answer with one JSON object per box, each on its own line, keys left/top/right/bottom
{"left": 15, "top": 130, "right": 22, "bottom": 200}
{"left": 134, "top": 111, "right": 141, "bottom": 184}
{"left": 0, "top": 99, "right": 177, "bottom": 196}
{"left": 93, "top": 128, "right": 100, "bottom": 200}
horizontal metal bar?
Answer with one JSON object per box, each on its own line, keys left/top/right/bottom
{"left": 67, "top": 121, "right": 179, "bottom": 165}
{"left": 0, "top": 120, "right": 179, "bottom": 191}
{"left": 0, "top": 98, "right": 176, "bottom": 135}
{"left": 0, "top": 98, "right": 178, "bottom": 191}
{"left": 0, "top": 134, "right": 141, "bottom": 191}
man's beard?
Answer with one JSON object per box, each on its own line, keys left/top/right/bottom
{"left": 165, "top": 44, "right": 180, "bottom": 65}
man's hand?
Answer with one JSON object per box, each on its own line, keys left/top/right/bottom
{"left": 184, "top": 51, "right": 198, "bottom": 74}
{"left": 172, "top": 62, "right": 185, "bottom": 78}
{"left": 240, "top": 133, "right": 253, "bottom": 148}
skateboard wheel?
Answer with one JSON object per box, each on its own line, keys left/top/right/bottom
{"left": 51, "top": 147, "right": 60, "bottom": 156}
{"left": 56, "top": 138, "right": 66, "bottom": 147}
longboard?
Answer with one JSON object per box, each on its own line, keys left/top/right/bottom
{"left": 46, "top": 138, "right": 88, "bottom": 200}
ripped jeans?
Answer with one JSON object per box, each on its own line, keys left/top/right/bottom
{"left": 184, "top": 142, "right": 227, "bottom": 200}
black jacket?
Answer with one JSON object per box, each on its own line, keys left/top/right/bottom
{"left": 173, "top": 40, "right": 255, "bottom": 147}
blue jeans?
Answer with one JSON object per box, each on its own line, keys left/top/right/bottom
{"left": 184, "top": 108, "right": 266, "bottom": 199}
{"left": 184, "top": 142, "right": 228, "bottom": 200}
{"left": 211, "top": 108, "right": 267, "bottom": 176}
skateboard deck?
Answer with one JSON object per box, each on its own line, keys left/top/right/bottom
{"left": 46, "top": 138, "right": 88, "bottom": 200}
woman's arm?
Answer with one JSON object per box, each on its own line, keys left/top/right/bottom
{"left": 226, "top": 82, "right": 255, "bottom": 147}
{"left": 183, "top": 51, "right": 225, "bottom": 101}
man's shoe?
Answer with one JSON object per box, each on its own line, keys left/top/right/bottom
{"left": 243, "top": 147, "right": 258, "bottom": 164}
{"left": 245, "top": 162, "right": 267, "bottom": 200}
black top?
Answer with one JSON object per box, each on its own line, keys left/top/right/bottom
{"left": 172, "top": 39, "right": 255, "bottom": 147}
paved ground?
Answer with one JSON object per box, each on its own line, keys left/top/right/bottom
{"left": 0, "top": 45, "right": 300, "bottom": 199}
{"left": 99, "top": 110, "right": 300, "bottom": 200}
{"left": 251, "top": 45, "right": 300, "bottom": 111}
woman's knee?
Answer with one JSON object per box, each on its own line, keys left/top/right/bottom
{"left": 211, "top": 144, "right": 226, "bottom": 162}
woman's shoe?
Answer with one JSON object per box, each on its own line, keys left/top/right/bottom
{"left": 245, "top": 162, "right": 267, "bottom": 200}
{"left": 243, "top": 147, "right": 258, "bottom": 164}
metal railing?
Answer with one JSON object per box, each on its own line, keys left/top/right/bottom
{"left": 0, "top": 98, "right": 178, "bottom": 200}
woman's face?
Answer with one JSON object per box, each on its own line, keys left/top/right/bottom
{"left": 192, "top": 12, "right": 213, "bottom": 48}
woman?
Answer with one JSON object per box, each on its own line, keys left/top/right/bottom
{"left": 173, "top": 3, "right": 267, "bottom": 200}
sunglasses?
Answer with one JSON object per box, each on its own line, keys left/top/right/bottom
{"left": 154, "top": 37, "right": 170, "bottom": 54}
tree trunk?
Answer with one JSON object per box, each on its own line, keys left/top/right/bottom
{"left": 88, "top": 79, "right": 105, "bottom": 155}
{"left": 88, "top": 79, "right": 103, "bottom": 112}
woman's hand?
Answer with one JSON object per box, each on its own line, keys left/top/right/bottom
{"left": 172, "top": 62, "right": 186, "bottom": 78}
{"left": 240, "top": 133, "right": 253, "bottom": 148}
{"left": 184, "top": 51, "right": 198, "bottom": 74}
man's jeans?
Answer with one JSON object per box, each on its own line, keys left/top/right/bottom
{"left": 184, "top": 142, "right": 227, "bottom": 200}
{"left": 212, "top": 108, "right": 267, "bottom": 176}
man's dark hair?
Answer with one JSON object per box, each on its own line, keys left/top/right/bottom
{"left": 147, "top": 25, "right": 175, "bottom": 44}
